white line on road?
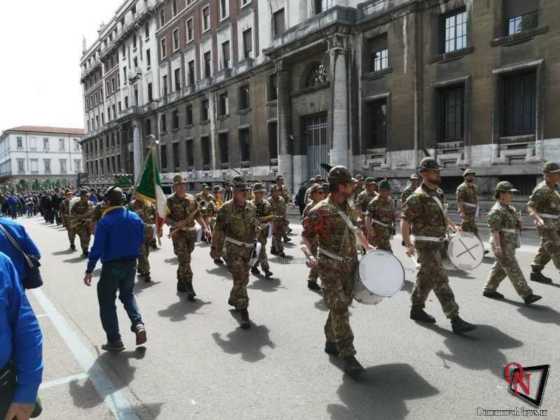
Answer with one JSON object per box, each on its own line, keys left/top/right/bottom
{"left": 40, "top": 373, "right": 89, "bottom": 390}
{"left": 35, "top": 313, "right": 49, "bottom": 318}
{"left": 32, "top": 289, "right": 140, "bottom": 420}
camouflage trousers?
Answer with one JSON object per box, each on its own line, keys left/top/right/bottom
{"left": 486, "top": 246, "right": 532, "bottom": 298}
{"left": 308, "top": 242, "right": 319, "bottom": 282}
{"left": 370, "top": 226, "right": 392, "bottom": 252}
{"left": 226, "top": 244, "right": 252, "bottom": 310}
{"left": 412, "top": 243, "right": 459, "bottom": 319}
{"left": 318, "top": 257, "right": 356, "bottom": 358}
{"left": 271, "top": 221, "right": 284, "bottom": 253}
{"left": 461, "top": 216, "right": 479, "bottom": 238}
{"left": 137, "top": 240, "right": 151, "bottom": 275}
{"left": 76, "top": 225, "right": 91, "bottom": 253}
{"left": 172, "top": 231, "right": 196, "bottom": 287}
{"left": 65, "top": 225, "right": 76, "bottom": 247}
{"left": 253, "top": 234, "right": 270, "bottom": 272}
{"left": 531, "top": 226, "right": 560, "bottom": 272}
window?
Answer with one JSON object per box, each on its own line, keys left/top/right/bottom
{"left": 172, "top": 109, "right": 179, "bottom": 129}
{"left": 239, "top": 128, "right": 251, "bottom": 162}
{"left": 239, "top": 85, "right": 250, "bottom": 110}
{"left": 43, "top": 138, "right": 49, "bottom": 151}
{"left": 201, "top": 99, "right": 209, "bottom": 121}
{"left": 74, "top": 159, "right": 81, "bottom": 172}
{"left": 174, "top": 67, "right": 181, "bottom": 91}
{"left": 268, "top": 74, "right": 278, "bottom": 101}
{"left": 59, "top": 138, "right": 65, "bottom": 151}
{"left": 218, "top": 92, "right": 229, "bottom": 116}
{"left": 273, "top": 9, "right": 285, "bottom": 38}
{"left": 16, "top": 137, "right": 23, "bottom": 150}
{"left": 172, "top": 0, "right": 178, "bottom": 16}
{"left": 44, "top": 159, "right": 51, "bottom": 174}
{"left": 365, "top": 99, "right": 387, "bottom": 148}
{"left": 504, "top": 0, "right": 538, "bottom": 35}
{"left": 161, "top": 38, "right": 167, "bottom": 59}
{"left": 220, "top": 0, "right": 228, "bottom": 19}
{"left": 314, "top": 0, "right": 333, "bottom": 14}
{"left": 163, "top": 75, "right": 168, "bottom": 96}
{"left": 268, "top": 122, "right": 278, "bottom": 160}
{"left": 186, "top": 104, "right": 193, "bottom": 125}
{"left": 161, "top": 113, "right": 167, "bottom": 132}
{"left": 442, "top": 9, "right": 467, "bottom": 53}
{"left": 159, "top": 9, "right": 165, "bottom": 26}
{"left": 145, "top": 118, "right": 152, "bottom": 135}
{"left": 202, "top": 6, "right": 210, "bottom": 32}
{"left": 188, "top": 60, "right": 195, "bottom": 85}
{"left": 145, "top": 23, "right": 150, "bottom": 39}
{"left": 242, "top": 28, "right": 252, "bottom": 59}
{"left": 203, "top": 51, "right": 212, "bottom": 78}
{"left": 161, "top": 144, "right": 168, "bottom": 169}
{"left": 502, "top": 71, "right": 536, "bottom": 137}
{"left": 186, "top": 19, "right": 194, "bottom": 43}
{"left": 132, "top": 35, "right": 137, "bottom": 50}
{"left": 146, "top": 49, "right": 151, "bottom": 67}
{"left": 219, "top": 133, "right": 229, "bottom": 164}
{"left": 124, "top": 96, "right": 129, "bottom": 108}
{"left": 29, "top": 137, "right": 37, "bottom": 151}
{"left": 222, "top": 41, "right": 230, "bottom": 69}
{"left": 123, "top": 66, "right": 127, "bottom": 84}
{"left": 438, "top": 85, "right": 465, "bottom": 142}
{"left": 305, "top": 63, "right": 328, "bottom": 88}
{"left": 201, "top": 136, "right": 211, "bottom": 166}
{"left": 173, "top": 142, "right": 180, "bottom": 169}
{"left": 17, "top": 159, "right": 25, "bottom": 174}
{"left": 133, "top": 57, "right": 138, "bottom": 69}
{"left": 60, "top": 159, "right": 67, "bottom": 174}
{"left": 148, "top": 82, "right": 153, "bottom": 102}
{"left": 173, "top": 29, "right": 179, "bottom": 51}
{"left": 366, "top": 34, "right": 389, "bottom": 72}
{"left": 30, "top": 159, "right": 38, "bottom": 174}
{"left": 186, "top": 139, "right": 194, "bottom": 166}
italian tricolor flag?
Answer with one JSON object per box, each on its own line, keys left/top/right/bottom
{"left": 136, "top": 148, "right": 167, "bottom": 239}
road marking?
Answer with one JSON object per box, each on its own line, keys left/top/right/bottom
{"left": 32, "top": 289, "right": 140, "bottom": 420}
{"left": 40, "top": 373, "right": 89, "bottom": 390}
{"left": 36, "top": 313, "right": 49, "bottom": 318}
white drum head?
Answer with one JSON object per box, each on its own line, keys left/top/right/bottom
{"left": 249, "top": 242, "right": 262, "bottom": 267}
{"left": 354, "top": 250, "right": 404, "bottom": 304}
{"left": 69, "top": 196, "right": 80, "bottom": 212}
{"left": 195, "top": 223, "right": 203, "bottom": 242}
{"left": 448, "top": 232, "right": 483, "bottom": 271}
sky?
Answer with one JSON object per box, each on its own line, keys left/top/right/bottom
{"left": 0, "top": 0, "right": 121, "bottom": 131}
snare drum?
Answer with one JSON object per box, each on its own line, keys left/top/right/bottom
{"left": 353, "top": 250, "right": 405, "bottom": 305}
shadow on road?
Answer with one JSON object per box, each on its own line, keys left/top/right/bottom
{"left": 211, "top": 323, "right": 275, "bottom": 362}
{"left": 63, "top": 256, "right": 87, "bottom": 264}
{"left": 164, "top": 257, "right": 178, "bottom": 265}
{"left": 157, "top": 297, "right": 211, "bottom": 322}
{"left": 134, "top": 279, "right": 162, "bottom": 295}
{"left": 248, "top": 276, "right": 283, "bottom": 293}
{"left": 402, "top": 279, "right": 415, "bottom": 294}
{"left": 517, "top": 304, "right": 560, "bottom": 326}
{"left": 314, "top": 297, "right": 328, "bottom": 312}
{"left": 52, "top": 249, "right": 75, "bottom": 256}
{"left": 326, "top": 363, "right": 439, "bottom": 420}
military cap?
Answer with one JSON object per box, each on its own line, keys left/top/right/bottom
{"left": 365, "top": 177, "right": 376, "bottom": 184}
{"left": 276, "top": 174, "right": 284, "bottom": 181}
{"left": 252, "top": 183, "right": 267, "bottom": 193}
{"left": 355, "top": 174, "right": 364, "bottom": 181}
{"left": 314, "top": 175, "right": 324, "bottom": 182}
{"left": 379, "top": 180, "right": 391, "bottom": 190}
{"left": 543, "top": 162, "right": 560, "bottom": 174}
{"left": 463, "top": 168, "right": 476, "bottom": 177}
{"left": 419, "top": 157, "right": 440, "bottom": 172}
{"left": 173, "top": 175, "right": 187, "bottom": 185}
{"left": 202, "top": 183, "right": 210, "bottom": 189}
{"left": 213, "top": 185, "right": 223, "bottom": 193}
{"left": 328, "top": 166, "right": 353, "bottom": 186}
{"left": 79, "top": 189, "right": 88, "bottom": 196}
{"left": 495, "top": 181, "right": 519, "bottom": 194}
{"left": 271, "top": 185, "right": 281, "bottom": 193}
{"left": 409, "top": 173, "right": 419, "bottom": 180}
{"left": 308, "top": 183, "right": 323, "bottom": 194}
{"left": 232, "top": 176, "right": 248, "bottom": 192}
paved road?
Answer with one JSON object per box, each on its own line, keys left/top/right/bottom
{"left": 18, "top": 216, "right": 560, "bottom": 419}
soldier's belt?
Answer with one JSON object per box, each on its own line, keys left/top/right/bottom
{"left": 540, "top": 213, "right": 560, "bottom": 219}
{"left": 463, "top": 202, "right": 478, "bottom": 208}
{"left": 501, "top": 229, "right": 518, "bottom": 234}
{"left": 318, "top": 247, "right": 353, "bottom": 263}
{"left": 371, "top": 219, "right": 390, "bottom": 228}
{"left": 225, "top": 237, "right": 254, "bottom": 248}
{"left": 412, "top": 235, "right": 445, "bottom": 243}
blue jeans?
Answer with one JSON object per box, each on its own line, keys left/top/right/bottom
{"left": 97, "top": 259, "right": 143, "bottom": 342}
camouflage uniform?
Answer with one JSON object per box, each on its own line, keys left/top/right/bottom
{"left": 485, "top": 202, "right": 532, "bottom": 298}
{"left": 212, "top": 200, "right": 260, "bottom": 310}
{"left": 70, "top": 199, "right": 94, "bottom": 254}
{"left": 356, "top": 190, "right": 377, "bottom": 215}
{"left": 456, "top": 181, "right": 479, "bottom": 237}
{"left": 166, "top": 192, "right": 199, "bottom": 292}
{"left": 400, "top": 184, "right": 417, "bottom": 209}
{"left": 270, "top": 194, "right": 286, "bottom": 254}
{"left": 528, "top": 181, "right": 560, "bottom": 273}
{"left": 129, "top": 199, "right": 156, "bottom": 276}
{"left": 277, "top": 184, "right": 291, "bottom": 240}
{"left": 195, "top": 190, "right": 215, "bottom": 241}
{"left": 403, "top": 184, "right": 460, "bottom": 319}
{"left": 59, "top": 197, "right": 76, "bottom": 247}
{"left": 252, "top": 196, "right": 273, "bottom": 273}
{"left": 367, "top": 194, "right": 395, "bottom": 252}
{"left": 303, "top": 199, "right": 322, "bottom": 284}
{"left": 303, "top": 196, "right": 358, "bottom": 358}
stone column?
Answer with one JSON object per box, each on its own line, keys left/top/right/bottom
{"left": 132, "top": 119, "right": 143, "bottom": 183}
{"left": 276, "top": 60, "right": 293, "bottom": 191}
{"left": 329, "top": 35, "right": 349, "bottom": 168}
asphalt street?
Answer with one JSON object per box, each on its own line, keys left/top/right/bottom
{"left": 18, "top": 215, "right": 560, "bottom": 420}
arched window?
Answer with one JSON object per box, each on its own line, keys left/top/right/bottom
{"left": 304, "top": 62, "right": 328, "bottom": 88}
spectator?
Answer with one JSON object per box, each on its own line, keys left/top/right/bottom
{"left": 0, "top": 218, "right": 41, "bottom": 285}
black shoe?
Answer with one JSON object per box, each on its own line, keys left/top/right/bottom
{"left": 82, "top": 251, "right": 89, "bottom": 257}
{"left": 264, "top": 270, "right": 273, "bottom": 278}
{"left": 283, "top": 237, "right": 292, "bottom": 243}
{"left": 143, "top": 274, "right": 152, "bottom": 283}
{"left": 308, "top": 280, "right": 321, "bottom": 291}
{"left": 251, "top": 267, "right": 261, "bottom": 276}
{"left": 343, "top": 356, "right": 365, "bottom": 378}
{"left": 186, "top": 285, "right": 196, "bottom": 301}
{"left": 410, "top": 307, "right": 436, "bottom": 324}
{"left": 277, "top": 252, "right": 287, "bottom": 258}
{"left": 451, "top": 317, "right": 477, "bottom": 334}
{"left": 70, "top": 244, "right": 76, "bottom": 251}
{"left": 134, "top": 324, "right": 147, "bottom": 346}
{"left": 524, "top": 294, "right": 542, "bottom": 305}
{"left": 324, "top": 341, "right": 338, "bottom": 356}
{"left": 239, "top": 309, "right": 251, "bottom": 329}
{"left": 228, "top": 298, "right": 238, "bottom": 310}
{"left": 531, "top": 272, "right": 552, "bottom": 284}
{"left": 214, "top": 258, "right": 224, "bottom": 266}
{"left": 101, "top": 340, "right": 125, "bottom": 352}
{"left": 484, "top": 250, "right": 490, "bottom": 256}
{"left": 483, "top": 289, "right": 504, "bottom": 300}
{"left": 270, "top": 249, "right": 278, "bottom": 256}
{"left": 177, "top": 282, "right": 187, "bottom": 293}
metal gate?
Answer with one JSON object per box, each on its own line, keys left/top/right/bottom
{"left": 302, "top": 113, "right": 329, "bottom": 179}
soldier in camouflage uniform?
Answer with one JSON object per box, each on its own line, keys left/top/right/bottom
{"left": 250, "top": 183, "right": 274, "bottom": 278}
{"left": 60, "top": 190, "right": 76, "bottom": 250}
{"left": 356, "top": 177, "right": 378, "bottom": 218}
{"left": 366, "top": 180, "right": 395, "bottom": 252}
{"left": 129, "top": 194, "right": 156, "bottom": 282}
{"left": 166, "top": 175, "right": 210, "bottom": 300}
{"left": 274, "top": 175, "right": 292, "bottom": 243}
{"left": 456, "top": 169, "right": 480, "bottom": 237}
{"left": 71, "top": 190, "right": 94, "bottom": 257}
{"left": 302, "top": 183, "right": 327, "bottom": 292}
{"left": 270, "top": 186, "right": 288, "bottom": 257}
{"left": 302, "top": 166, "right": 372, "bottom": 378}
{"left": 401, "top": 158, "right": 476, "bottom": 334}
{"left": 211, "top": 176, "right": 260, "bottom": 329}
{"left": 195, "top": 184, "right": 215, "bottom": 243}
{"left": 483, "top": 181, "right": 542, "bottom": 304}
{"left": 400, "top": 173, "right": 420, "bottom": 209}
{"left": 528, "top": 162, "right": 560, "bottom": 284}
{"left": 352, "top": 174, "right": 365, "bottom": 202}
{"left": 304, "top": 175, "right": 325, "bottom": 206}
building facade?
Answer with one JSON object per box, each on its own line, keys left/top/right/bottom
{"left": 0, "top": 126, "right": 85, "bottom": 188}
{"left": 80, "top": 0, "right": 560, "bottom": 194}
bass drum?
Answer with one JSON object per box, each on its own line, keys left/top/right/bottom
{"left": 353, "top": 250, "right": 405, "bottom": 305}
{"left": 447, "top": 231, "right": 484, "bottom": 271}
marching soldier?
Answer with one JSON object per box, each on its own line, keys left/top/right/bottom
{"left": 302, "top": 166, "right": 372, "bottom": 378}
{"left": 366, "top": 180, "right": 395, "bottom": 252}
{"left": 456, "top": 169, "right": 480, "bottom": 237}
{"left": 270, "top": 186, "right": 288, "bottom": 257}
{"left": 400, "top": 173, "right": 420, "bottom": 208}
{"left": 528, "top": 162, "right": 560, "bottom": 284}
{"left": 274, "top": 175, "right": 292, "bottom": 243}
{"left": 129, "top": 193, "right": 156, "bottom": 282}
{"left": 213, "top": 185, "right": 225, "bottom": 210}
{"left": 401, "top": 158, "right": 476, "bottom": 334}
{"left": 59, "top": 190, "right": 76, "bottom": 250}
{"left": 251, "top": 183, "right": 274, "bottom": 278}
{"left": 302, "top": 183, "right": 327, "bottom": 291}
{"left": 484, "top": 181, "right": 542, "bottom": 304}
{"left": 211, "top": 176, "right": 261, "bottom": 329}
{"left": 304, "top": 175, "right": 325, "bottom": 206}
{"left": 356, "top": 177, "right": 378, "bottom": 218}
{"left": 71, "top": 190, "right": 94, "bottom": 257}
{"left": 195, "top": 184, "right": 215, "bottom": 243}
{"left": 166, "top": 175, "right": 210, "bottom": 300}
{"left": 352, "top": 174, "right": 365, "bottom": 201}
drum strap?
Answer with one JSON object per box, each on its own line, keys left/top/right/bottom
{"left": 540, "top": 213, "right": 560, "bottom": 219}
{"left": 335, "top": 209, "right": 358, "bottom": 233}
{"left": 501, "top": 229, "right": 518, "bottom": 234}
{"left": 371, "top": 219, "right": 390, "bottom": 228}
{"left": 463, "top": 202, "right": 477, "bottom": 208}
{"left": 225, "top": 237, "right": 254, "bottom": 248}
{"left": 318, "top": 247, "right": 351, "bottom": 262}
{"left": 412, "top": 235, "right": 445, "bottom": 243}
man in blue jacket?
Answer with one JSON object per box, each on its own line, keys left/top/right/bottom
{"left": 0, "top": 217, "right": 41, "bottom": 285}
{"left": 83, "top": 187, "right": 146, "bottom": 352}
{"left": 0, "top": 252, "right": 43, "bottom": 420}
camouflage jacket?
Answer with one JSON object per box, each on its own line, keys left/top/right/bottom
{"left": 70, "top": 200, "right": 93, "bottom": 223}
{"left": 487, "top": 202, "right": 521, "bottom": 249}
{"left": 195, "top": 192, "right": 216, "bottom": 218}
{"left": 302, "top": 196, "right": 358, "bottom": 259}
{"left": 400, "top": 185, "right": 416, "bottom": 207}
{"left": 367, "top": 195, "right": 395, "bottom": 229}
{"left": 166, "top": 193, "right": 199, "bottom": 229}
{"left": 278, "top": 185, "right": 291, "bottom": 204}
{"left": 402, "top": 184, "right": 448, "bottom": 238}
{"left": 270, "top": 196, "right": 287, "bottom": 219}
{"left": 456, "top": 182, "right": 479, "bottom": 216}
{"left": 357, "top": 190, "right": 377, "bottom": 213}
{"left": 252, "top": 198, "right": 272, "bottom": 242}
{"left": 212, "top": 200, "right": 260, "bottom": 254}
{"left": 303, "top": 200, "right": 321, "bottom": 218}
{"left": 527, "top": 181, "right": 560, "bottom": 226}
{"left": 129, "top": 199, "right": 156, "bottom": 224}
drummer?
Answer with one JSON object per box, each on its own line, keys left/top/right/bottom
{"left": 366, "top": 180, "right": 395, "bottom": 252}
{"left": 456, "top": 169, "right": 481, "bottom": 238}
{"left": 302, "top": 182, "right": 327, "bottom": 292}
{"left": 401, "top": 157, "right": 476, "bottom": 334}
{"left": 484, "top": 181, "right": 542, "bottom": 304}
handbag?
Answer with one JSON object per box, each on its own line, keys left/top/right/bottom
{"left": 0, "top": 363, "right": 42, "bottom": 418}
{"left": 0, "top": 224, "right": 43, "bottom": 289}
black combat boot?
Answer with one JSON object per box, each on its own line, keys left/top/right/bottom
{"left": 143, "top": 274, "right": 152, "bottom": 283}
{"left": 451, "top": 316, "right": 477, "bottom": 334}
{"left": 264, "top": 270, "right": 273, "bottom": 278}
{"left": 239, "top": 309, "right": 251, "bottom": 329}
{"left": 410, "top": 306, "right": 436, "bottom": 324}
{"left": 524, "top": 294, "right": 542, "bottom": 305}
{"left": 530, "top": 271, "right": 552, "bottom": 284}
{"left": 324, "top": 341, "right": 338, "bottom": 356}
{"left": 177, "top": 281, "right": 187, "bottom": 293}
{"left": 483, "top": 289, "right": 504, "bottom": 300}
{"left": 251, "top": 266, "right": 261, "bottom": 276}
{"left": 213, "top": 258, "right": 224, "bottom": 265}
{"left": 343, "top": 356, "right": 365, "bottom": 378}
{"left": 186, "top": 283, "right": 196, "bottom": 301}
{"left": 308, "top": 280, "right": 321, "bottom": 292}
{"left": 70, "top": 244, "right": 76, "bottom": 251}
